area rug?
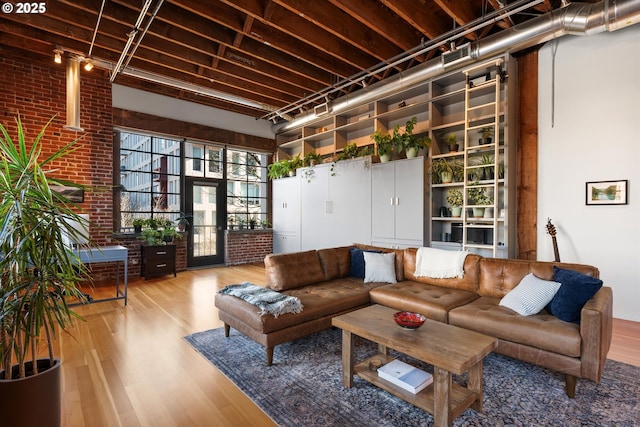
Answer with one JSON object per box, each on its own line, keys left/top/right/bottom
{"left": 184, "top": 327, "right": 639, "bottom": 426}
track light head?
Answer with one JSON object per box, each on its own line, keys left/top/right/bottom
{"left": 84, "top": 59, "right": 93, "bottom": 71}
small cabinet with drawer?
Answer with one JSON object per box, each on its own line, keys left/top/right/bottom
{"left": 141, "top": 244, "right": 176, "bottom": 279}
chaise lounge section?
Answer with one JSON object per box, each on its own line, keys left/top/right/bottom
{"left": 214, "top": 244, "right": 612, "bottom": 397}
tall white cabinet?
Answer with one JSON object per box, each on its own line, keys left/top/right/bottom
{"left": 300, "top": 157, "right": 372, "bottom": 250}
{"left": 272, "top": 175, "right": 301, "bottom": 254}
{"left": 371, "top": 157, "right": 426, "bottom": 249}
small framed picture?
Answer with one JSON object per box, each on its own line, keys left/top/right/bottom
{"left": 51, "top": 185, "right": 85, "bottom": 203}
{"left": 586, "top": 180, "right": 628, "bottom": 205}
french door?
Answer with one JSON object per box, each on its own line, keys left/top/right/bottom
{"left": 185, "top": 178, "right": 225, "bottom": 266}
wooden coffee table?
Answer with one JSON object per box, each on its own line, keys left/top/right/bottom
{"left": 332, "top": 304, "right": 497, "bottom": 427}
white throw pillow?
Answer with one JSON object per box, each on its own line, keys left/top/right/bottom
{"left": 363, "top": 252, "right": 397, "bottom": 284}
{"left": 499, "top": 273, "right": 561, "bottom": 316}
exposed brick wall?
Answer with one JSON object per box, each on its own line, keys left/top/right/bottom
{"left": 225, "top": 230, "right": 273, "bottom": 265}
{"left": 0, "top": 56, "right": 116, "bottom": 280}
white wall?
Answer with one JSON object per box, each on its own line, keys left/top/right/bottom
{"left": 112, "top": 84, "right": 275, "bottom": 139}
{"left": 538, "top": 25, "right": 640, "bottom": 321}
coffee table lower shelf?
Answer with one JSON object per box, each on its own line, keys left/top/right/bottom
{"left": 356, "top": 355, "right": 478, "bottom": 422}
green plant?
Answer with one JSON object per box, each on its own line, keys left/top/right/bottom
{"left": 447, "top": 134, "right": 458, "bottom": 147}
{"left": 261, "top": 218, "right": 271, "bottom": 229}
{"left": 479, "top": 126, "right": 494, "bottom": 139}
{"left": 133, "top": 218, "right": 145, "bottom": 227}
{"left": 370, "top": 129, "right": 393, "bottom": 156}
{"left": 336, "top": 142, "right": 359, "bottom": 160}
{"left": 303, "top": 151, "right": 323, "bottom": 166}
{"left": 403, "top": 117, "right": 431, "bottom": 150}
{"left": 430, "top": 158, "right": 464, "bottom": 183}
{"left": 446, "top": 188, "right": 463, "bottom": 207}
{"left": 0, "top": 115, "right": 90, "bottom": 380}
{"left": 475, "top": 154, "right": 495, "bottom": 180}
{"left": 468, "top": 182, "right": 494, "bottom": 205}
{"left": 267, "top": 159, "right": 291, "bottom": 179}
{"left": 140, "top": 228, "right": 163, "bottom": 245}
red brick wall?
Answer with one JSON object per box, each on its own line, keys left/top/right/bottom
{"left": 0, "top": 56, "right": 117, "bottom": 279}
{"left": 225, "top": 230, "right": 273, "bottom": 265}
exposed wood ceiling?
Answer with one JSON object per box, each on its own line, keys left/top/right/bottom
{"left": 0, "top": 0, "right": 595, "bottom": 122}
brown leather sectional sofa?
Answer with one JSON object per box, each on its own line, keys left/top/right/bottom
{"left": 214, "top": 244, "right": 612, "bottom": 397}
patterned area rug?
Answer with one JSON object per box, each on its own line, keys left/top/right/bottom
{"left": 184, "top": 327, "right": 639, "bottom": 426}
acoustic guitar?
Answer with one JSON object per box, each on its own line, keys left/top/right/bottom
{"left": 546, "top": 218, "right": 561, "bottom": 262}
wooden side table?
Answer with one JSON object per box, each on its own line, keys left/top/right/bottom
{"left": 141, "top": 244, "right": 176, "bottom": 279}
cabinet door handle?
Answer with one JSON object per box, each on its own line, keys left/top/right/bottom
{"left": 394, "top": 198, "right": 399, "bottom": 205}
{"left": 390, "top": 197, "right": 394, "bottom": 206}
{"left": 157, "top": 263, "right": 167, "bottom": 268}
{"left": 157, "top": 251, "right": 167, "bottom": 255}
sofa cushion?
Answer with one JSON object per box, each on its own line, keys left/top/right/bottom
{"left": 369, "top": 281, "right": 479, "bottom": 323}
{"left": 499, "top": 273, "right": 561, "bottom": 316}
{"left": 264, "top": 250, "right": 326, "bottom": 291}
{"left": 547, "top": 267, "right": 604, "bottom": 324}
{"left": 318, "top": 246, "right": 352, "bottom": 280}
{"left": 354, "top": 243, "right": 405, "bottom": 281}
{"left": 364, "top": 252, "right": 397, "bottom": 283}
{"left": 216, "top": 278, "right": 383, "bottom": 334}
{"left": 449, "top": 296, "right": 581, "bottom": 357}
{"left": 403, "top": 248, "right": 481, "bottom": 293}
{"left": 478, "top": 258, "right": 600, "bottom": 299}
{"left": 349, "top": 247, "right": 381, "bottom": 278}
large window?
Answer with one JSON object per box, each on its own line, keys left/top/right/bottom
{"left": 119, "top": 132, "right": 181, "bottom": 228}
{"left": 116, "top": 131, "right": 269, "bottom": 232}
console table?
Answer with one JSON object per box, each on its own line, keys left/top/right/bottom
{"left": 71, "top": 245, "right": 128, "bottom": 306}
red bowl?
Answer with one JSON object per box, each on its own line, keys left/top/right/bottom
{"left": 394, "top": 311, "right": 426, "bottom": 329}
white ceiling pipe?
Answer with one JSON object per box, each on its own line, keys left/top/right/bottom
{"left": 274, "top": 0, "right": 640, "bottom": 133}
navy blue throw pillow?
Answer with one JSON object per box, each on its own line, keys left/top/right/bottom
{"left": 546, "top": 266, "right": 603, "bottom": 324}
{"left": 349, "top": 248, "right": 381, "bottom": 278}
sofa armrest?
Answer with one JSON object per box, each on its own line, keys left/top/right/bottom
{"left": 579, "top": 286, "right": 613, "bottom": 382}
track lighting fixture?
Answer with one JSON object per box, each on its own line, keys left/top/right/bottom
{"left": 54, "top": 49, "right": 63, "bottom": 64}
{"left": 84, "top": 59, "right": 94, "bottom": 71}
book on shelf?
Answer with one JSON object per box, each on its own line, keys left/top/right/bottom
{"left": 377, "top": 359, "right": 433, "bottom": 394}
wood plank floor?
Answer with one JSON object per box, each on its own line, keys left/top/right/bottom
{"left": 58, "top": 264, "right": 640, "bottom": 427}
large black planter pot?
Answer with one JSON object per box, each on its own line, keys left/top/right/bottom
{"left": 0, "top": 358, "right": 62, "bottom": 427}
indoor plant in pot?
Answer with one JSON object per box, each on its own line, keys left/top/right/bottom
{"left": 468, "top": 181, "right": 494, "bottom": 218}
{"left": 446, "top": 188, "right": 463, "bottom": 217}
{"left": 370, "top": 129, "right": 393, "bottom": 162}
{"left": 478, "top": 126, "right": 494, "bottom": 145}
{"left": 0, "top": 116, "right": 91, "bottom": 427}
{"left": 402, "top": 117, "right": 431, "bottom": 159}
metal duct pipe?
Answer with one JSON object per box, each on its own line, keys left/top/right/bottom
{"left": 274, "top": 0, "right": 640, "bottom": 133}
{"left": 65, "top": 56, "right": 83, "bottom": 131}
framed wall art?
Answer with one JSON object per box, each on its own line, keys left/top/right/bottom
{"left": 50, "top": 185, "right": 85, "bottom": 203}
{"left": 585, "top": 180, "right": 628, "bottom": 205}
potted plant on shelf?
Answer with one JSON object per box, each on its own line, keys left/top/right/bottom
{"left": 370, "top": 129, "right": 393, "bottom": 162}
{"left": 303, "top": 151, "right": 323, "bottom": 167}
{"left": 0, "top": 115, "right": 91, "bottom": 427}
{"left": 228, "top": 216, "right": 236, "bottom": 230}
{"left": 475, "top": 154, "right": 495, "bottom": 180}
{"left": 133, "top": 217, "right": 145, "bottom": 233}
{"left": 468, "top": 182, "right": 494, "bottom": 218}
{"left": 176, "top": 214, "right": 191, "bottom": 232}
{"left": 402, "top": 117, "right": 431, "bottom": 159}
{"left": 267, "top": 159, "right": 291, "bottom": 179}
{"left": 248, "top": 217, "right": 258, "bottom": 229}
{"left": 447, "top": 134, "right": 459, "bottom": 152}
{"left": 446, "top": 188, "right": 464, "bottom": 217}
{"left": 478, "top": 126, "right": 494, "bottom": 145}
{"left": 431, "top": 158, "right": 463, "bottom": 184}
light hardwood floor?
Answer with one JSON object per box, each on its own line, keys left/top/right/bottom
{"left": 58, "top": 265, "right": 639, "bottom": 427}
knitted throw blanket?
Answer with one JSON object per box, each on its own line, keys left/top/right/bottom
{"left": 218, "top": 282, "right": 303, "bottom": 318}
{"left": 414, "top": 247, "right": 469, "bottom": 279}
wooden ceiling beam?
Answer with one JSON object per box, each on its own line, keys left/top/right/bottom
{"left": 272, "top": 0, "right": 406, "bottom": 65}
{"left": 433, "top": 0, "right": 480, "bottom": 41}
{"left": 219, "top": 0, "right": 378, "bottom": 73}
{"left": 329, "top": 0, "right": 422, "bottom": 52}
{"left": 380, "top": 0, "right": 450, "bottom": 41}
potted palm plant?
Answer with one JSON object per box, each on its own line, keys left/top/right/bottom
{"left": 402, "top": 117, "right": 431, "bottom": 158}
{"left": 468, "top": 181, "right": 494, "bottom": 218}
{"left": 0, "top": 115, "right": 91, "bottom": 427}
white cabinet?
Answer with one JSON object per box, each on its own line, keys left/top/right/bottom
{"left": 371, "top": 157, "right": 426, "bottom": 248}
{"left": 300, "top": 157, "right": 372, "bottom": 250}
{"left": 272, "top": 175, "right": 301, "bottom": 253}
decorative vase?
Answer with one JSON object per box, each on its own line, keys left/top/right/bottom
{"left": 473, "top": 207, "right": 485, "bottom": 218}
{"left": 451, "top": 206, "right": 462, "bottom": 217}
{"left": 440, "top": 171, "right": 453, "bottom": 183}
{"left": 406, "top": 147, "right": 418, "bottom": 159}
{"left": 0, "top": 359, "right": 61, "bottom": 427}
{"left": 379, "top": 153, "right": 391, "bottom": 163}
{"left": 448, "top": 144, "right": 459, "bottom": 153}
